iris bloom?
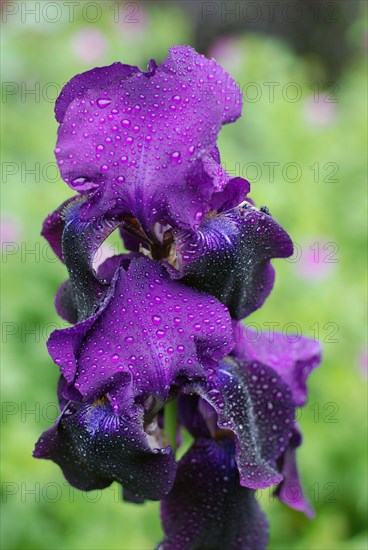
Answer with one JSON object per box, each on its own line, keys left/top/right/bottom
{"left": 34, "top": 46, "right": 321, "bottom": 549}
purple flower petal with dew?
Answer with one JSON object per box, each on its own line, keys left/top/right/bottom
{"left": 171, "top": 203, "right": 293, "bottom": 319}
{"left": 34, "top": 394, "right": 176, "bottom": 501}
{"left": 48, "top": 255, "right": 234, "bottom": 410}
{"left": 179, "top": 357, "right": 296, "bottom": 490}
{"left": 54, "top": 46, "right": 245, "bottom": 236}
{"left": 159, "top": 438, "right": 269, "bottom": 550}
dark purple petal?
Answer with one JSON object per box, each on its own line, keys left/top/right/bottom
{"left": 173, "top": 203, "right": 293, "bottom": 320}
{"left": 233, "top": 323, "right": 322, "bottom": 406}
{"left": 34, "top": 397, "right": 176, "bottom": 500}
{"left": 48, "top": 256, "right": 233, "bottom": 408}
{"left": 187, "top": 357, "right": 295, "bottom": 489}
{"left": 41, "top": 197, "right": 77, "bottom": 262}
{"left": 123, "top": 488, "right": 145, "bottom": 504}
{"left": 55, "top": 46, "right": 242, "bottom": 233}
{"left": 119, "top": 227, "right": 141, "bottom": 253}
{"left": 61, "top": 198, "right": 124, "bottom": 320}
{"left": 177, "top": 395, "right": 215, "bottom": 439}
{"left": 54, "top": 280, "right": 78, "bottom": 324}
{"left": 275, "top": 425, "right": 314, "bottom": 517}
{"left": 159, "top": 438, "right": 269, "bottom": 550}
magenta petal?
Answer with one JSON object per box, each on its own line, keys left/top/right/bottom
{"left": 233, "top": 323, "right": 322, "bottom": 406}
{"left": 160, "top": 438, "right": 269, "bottom": 550}
{"left": 55, "top": 46, "right": 242, "bottom": 233}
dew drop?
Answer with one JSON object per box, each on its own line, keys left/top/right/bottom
{"left": 170, "top": 151, "right": 181, "bottom": 162}
{"left": 97, "top": 98, "right": 112, "bottom": 108}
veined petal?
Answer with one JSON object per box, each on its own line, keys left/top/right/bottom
{"left": 185, "top": 357, "right": 295, "bottom": 490}
{"left": 159, "top": 438, "right": 268, "bottom": 550}
{"left": 41, "top": 196, "right": 77, "bottom": 262}
{"left": 61, "top": 198, "right": 124, "bottom": 320}
{"left": 55, "top": 46, "right": 243, "bottom": 233}
{"left": 34, "top": 397, "right": 176, "bottom": 500}
{"left": 173, "top": 203, "right": 293, "bottom": 320}
{"left": 233, "top": 323, "right": 322, "bottom": 406}
{"left": 47, "top": 256, "right": 233, "bottom": 409}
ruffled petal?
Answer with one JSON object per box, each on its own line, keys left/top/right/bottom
{"left": 55, "top": 46, "right": 242, "bottom": 233}
{"left": 41, "top": 197, "right": 77, "bottom": 261}
{"left": 159, "top": 438, "right": 268, "bottom": 550}
{"left": 47, "top": 256, "right": 233, "bottom": 409}
{"left": 185, "top": 357, "right": 295, "bottom": 489}
{"left": 173, "top": 203, "right": 293, "bottom": 320}
{"left": 275, "top": 425, "right": 314, "bottom": 517}
{"left": 178, "top": 394, "right": 215, "bottom": 439}
{"left": 61, "top": 198, "right": 124, "bottom": 320}
{"left": 233, "top": 323, "right": 322, "bottom": 406}
{"left": 55, "top": 63, "right": 140, "bottom": 124}
{"left": 34, "top": 397, "right": 176, "bottom": 500}
{"left": 54, "top": 280, "right": 78, "bottom": 324}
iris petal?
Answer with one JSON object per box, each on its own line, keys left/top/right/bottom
{"left": 275, "top": 425, "right": 314, "bottom": 517}
{"left": 173, "top": 204, "right": 293, "bottom": 320}
{"left": 34, "top": 397, "right": 176, "bottom": 501}
{"left": 55, "top": 46, "right": 243, "bottom": 233}
{"left": 48, "top": 256, "right": 234, "bottom": 408}
{"left": 233, "top": 323, "right": 322, "bottom": 406}
{"left": 159, "top": 438, "right": 268, "bottom": 550}
{"left": 184, "top": 357, "right": 295, "bottom": 490}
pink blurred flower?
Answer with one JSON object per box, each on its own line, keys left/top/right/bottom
{"left": 0, "top": 212, "right": 22, "bottom": 246}
{"left": 71, "top": 28, "right": 108, "bottom": 63}
{"left": 294, "top": 239, "right": 338, "bottom": 281}
{"left": 357, "top": 348, "right": 368, "bottom": 379}
{"left": 304, "top": 93, "right": 337, "bottom": 126}
{"left": 208, "top": 36, "right": 242, "bottom": 73}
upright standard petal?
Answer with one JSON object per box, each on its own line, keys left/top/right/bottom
{"left": 159, "top": 438, "right": 269, "bottom": 550}
{"left": 55, "top": 63, "right": 140, "bottom": 124}
{"left": 55, "top": 46, "right": 243, "bottom": 233}
{"left": 34, "top": 397, "right": 176, "bottom": 501}
{"left": 47, "top": 256, "right": 234, "bottom": 408}
{"left": 233, "top": 323, "right": 322, "bottom": 405}
{"left": 173, "top": 204, "right": 293, "bottom": 320}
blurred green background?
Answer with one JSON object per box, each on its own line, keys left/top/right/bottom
{"left": 1, "top": 1, "right": 367, "bottom": 549}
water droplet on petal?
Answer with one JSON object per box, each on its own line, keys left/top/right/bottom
{"left": 170, "top": 151, "right": 181, "bottom": 162}
{"left": 97, "top": 98, "right": 112, "bottom": 108}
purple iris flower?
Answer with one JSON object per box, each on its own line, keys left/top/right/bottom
{"left": 54, "top": 45, "right": 248, "bottom": 235}
{"left": 34, "top": 45, "right": 322, "bottom": 549}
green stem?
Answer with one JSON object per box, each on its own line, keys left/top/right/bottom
{"left": 164, "top": 399, "right": 178, "bottom": 456}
